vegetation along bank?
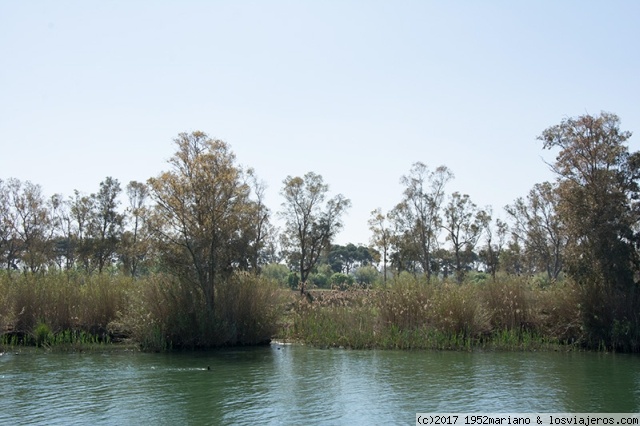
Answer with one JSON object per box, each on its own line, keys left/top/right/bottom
{"left": 1, "top": 112, "right": 639, "bottom": 352}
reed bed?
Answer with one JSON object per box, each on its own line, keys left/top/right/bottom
{"left": 0, "top": 271, "right": 284, "bottom": 351}
{"left": 0, "top": 272, "right": 131, "bottom": 348}
{"left": 280, "top": 275, "right": 583, "bottom": 351}
{"left": 0, "top": 271, "right": 590, "bottom": 352}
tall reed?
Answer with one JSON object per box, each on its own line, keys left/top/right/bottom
{"left": 118, "top": 272, "right": 284, "bottom": 350}
{"left": 0, "top": 271, "right": 131, "bottom": 346}
{"left": 286, "top": 275, "right": 585, "bottom": 350}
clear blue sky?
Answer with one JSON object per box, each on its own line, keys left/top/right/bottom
{"left": 2, "top": 1, "right": 639, "bottom": 246}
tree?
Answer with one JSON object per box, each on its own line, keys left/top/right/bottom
{"left": 478, "top": 215, "right": 508, "bottom": 280}
{"left": 7, "top": 179, "right": 55, "bottom": 272}
{"left": 49, "top": 193, "right": 75, "bottom": 270}
{"left": 505, "top": 182, "right": 566, "bottom": 281}
{"left": 368, "top": 208, "right": 392, "bottom": 285}
{"left": 327, "top": 243, "right": 373, "bottom": 274}
{"left": 391, "top": 162, "right": 453, "bottom": 281}
{"left": 237, "top": 170, "right": 274, "bottom": 273}
{"left": 279, "top": 172, "right": 351, "bottom": 294}
{"left": 500, "top": 235, "right": 525, "bottom": 276}
{"left": 354, "top": 265, "right": 380, "bottom": 287}
{"left": 121, "top": 180, "right": 151, "bottom": 277}
{"left": 68, "top": 190, "right": 95, "bottom": 272}
{"left": 0, "top": 179, "right": 20, "bottom": 270}
{"left": 442, "top": 192, "right": 489, "bottom": 283}
{"left": 147, "top": 131, "right": 257, "bottom": 318}
{"left": 90, "top": 177, "right": 124, "bottom": 273}
{"left": 539, "top": 111, "right": 640, "bottom": 349}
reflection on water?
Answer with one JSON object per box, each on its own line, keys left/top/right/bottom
{"left": 0, "top": 346, "right": 638, "bottom": 425}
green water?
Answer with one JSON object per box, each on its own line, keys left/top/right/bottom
{"left": 0, "top": 345, "right": 638, "bottom": 425}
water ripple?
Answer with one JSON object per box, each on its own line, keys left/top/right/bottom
{"left": 1, "top": 348, "right": 638, "bottom": 425}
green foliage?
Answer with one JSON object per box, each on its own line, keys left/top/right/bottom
{"left": 327, "top": 243, "right": 374, "bottom": 274}
{"left": 329, "top": 272, "right": 354, "bottom": 289}
{"left": 279, "top": 172, "right": 351, "bottom": 286}
{"left": 261, "top": 263, "right": 290, "bottom": 287}
{"left": 287, "top": 272, "right": 300, "bottom": 290}
{"left": 354, "top": 265, "right": 380, "bottom": 286}
{"left": 34, "top": 322, "right": 52, "bottom": 347}
{"left": 469, "top": 271, "right": 488, "bottom": 284}
{"left": 310, "top": 272, "right": 329, "bottom": 289}
{"left": 540, "top": 112, "right": 640, "bottom": 350}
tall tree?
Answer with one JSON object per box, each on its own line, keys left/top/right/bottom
{"left": 69, "top": 190, "right": 95, "bottom": 272}
{"left": 505, "top": 182, "right": 566, "bottom": 280}
{"left": 121, "top": 180, "right": 150, "bottom": 277}
{"left": 327, "top": 243, "right": 373, "bottom": 274}
{"left": 539, "top": 111, "right": 640, "bottom": 349}
{"left": 90, "top": 177, "right": 124, "bottom": 273}
{"left": 237, "top": 170, "right": 273, "bottom": 273}
{"left": 0, "top": 179, "right": 20, "bottom": 270}
{"left": 7, "top": 179, "right": 55, "bottom": 272}
{"left": 478, "top": 215, "right": 508, "bottom": 280}
{"left": 49, "top": 193, "right": 75, "bottom": 270}
{"left": 147, "top": 131, "right": 255, "bottom": 317}
{"left": 279, "top": 172, "right": 350, "bottom": 294}
{"left": 392, "top": 162, "right": 453, "bottom": 281}
{"left": 368, "top": 208, "right": 392, "bottom": 285}
{"left": 442, "top": 192, "right": 489, "bottom": 283}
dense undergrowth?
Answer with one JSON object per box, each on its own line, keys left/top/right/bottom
{"left": 279, "top": 274, "right": 583, "bottom": 351}
{"left": 0, "top": 271, "right": 635, "bottom": 352}
{"left": 0, "top": 271, "right": 283, "bottom": 352}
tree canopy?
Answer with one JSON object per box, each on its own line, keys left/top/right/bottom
{"left": 539, "top": 111, "right": 640, "bottom": 349}
{"left": 147, "top": 131, "right": 268, "bottom": 316}
{"left": 279, "top": 172, "right": 351, "bottom": 293}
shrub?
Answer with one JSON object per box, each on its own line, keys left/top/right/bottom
{"left": 261, "top": 263, "right": 290, "bottom": 287}
{"left": 330, "top": 273, "right": 354, "bottom": 289}
{"left": 354, "top": 265, "right": 380, "bottom": 287}
{"left": 34, "top": 322, "right": 52, "bottom": 347}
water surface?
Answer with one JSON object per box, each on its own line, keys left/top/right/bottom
{"left": 1, "top": 345, "right": 638, "bottom": 425}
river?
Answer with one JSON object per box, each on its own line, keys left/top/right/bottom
{"left": 1, "top": 345, "right": 638, "bottom": 425}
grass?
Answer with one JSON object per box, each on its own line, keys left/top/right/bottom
{"left": 0, "top": 270, "right": 604, "bottom": 352}
{"left": 278, "top": 274, "right": 585, "bottom": 351}
{"left": 0, "top": 270, "right": 283, "bottom": 352}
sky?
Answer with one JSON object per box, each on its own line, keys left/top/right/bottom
{"left": 1, "top": 1, "right": 639, "bottom": 246}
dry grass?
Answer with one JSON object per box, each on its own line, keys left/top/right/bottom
{"left": 116, "top": 272, "right": 284, "bottom": 350}
{"left": 0, "top": 270, "right": 610, "bottom": 351}
{"left": 0, "top": 272, "right": 132, "bottom": 345}
{"left": 284, "top": 275, "right": 586, "bottom": 350}
{"left": 1, "top": 271, "right": 283, "bottom": 351}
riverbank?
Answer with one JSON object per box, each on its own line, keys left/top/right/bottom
{"left": 0, "top": 271, "right": 599, "bottom": 353}
{"left": 0, "top": 271, "right": 283, "bottom": 352}
{"left": 276, "top": 276, "right": 583, "bottom": 351}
